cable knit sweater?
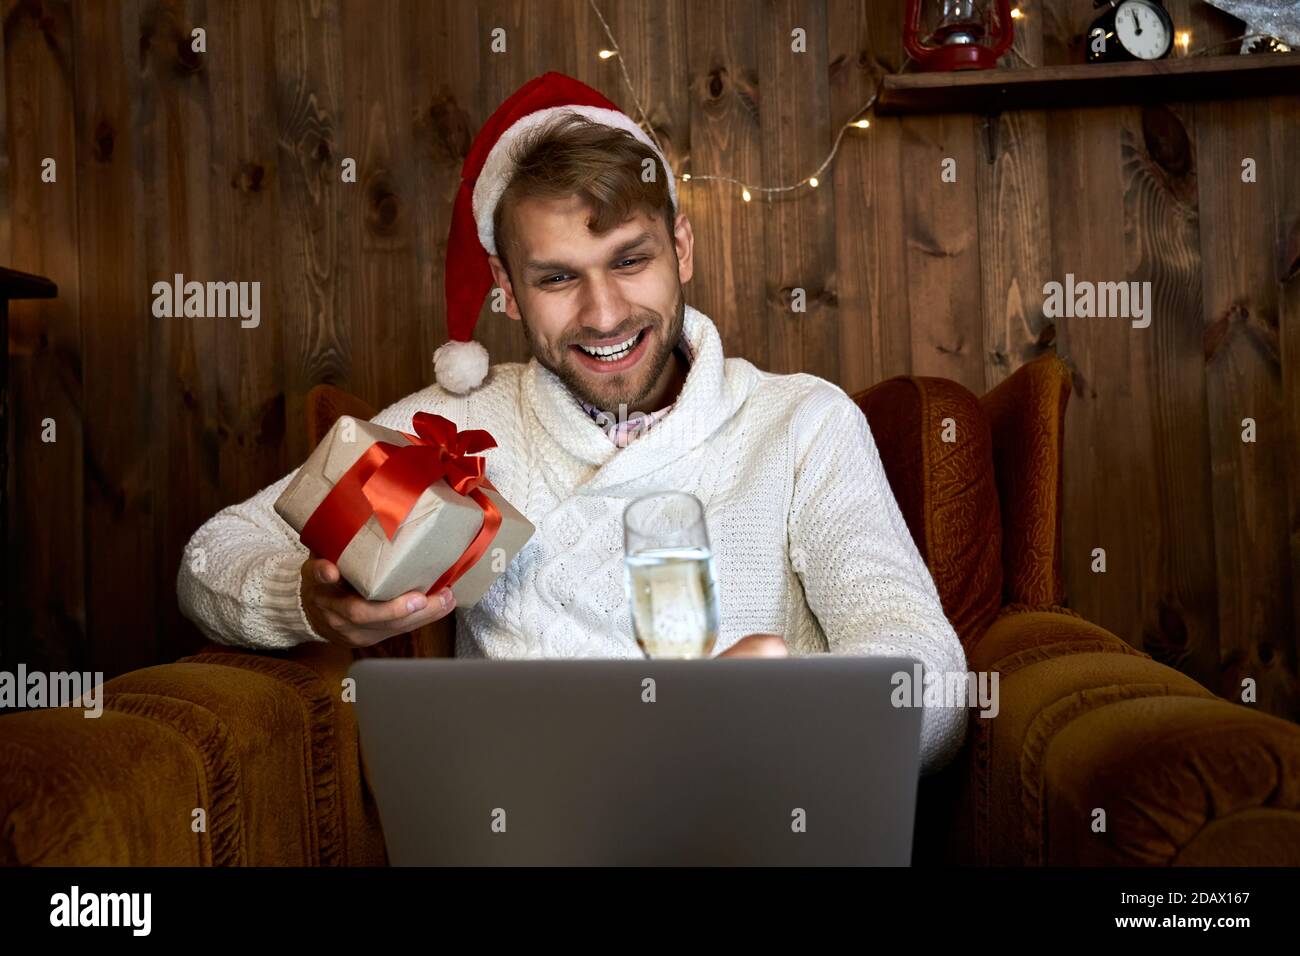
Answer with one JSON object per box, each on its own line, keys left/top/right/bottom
{"left": 177, "top": 304, "right": 969, "bottom": 773}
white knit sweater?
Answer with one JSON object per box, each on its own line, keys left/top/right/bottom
{"left": 177, "top": 305, "right": 969, "bottom": 773}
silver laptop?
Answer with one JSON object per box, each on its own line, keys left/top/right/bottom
{"left": 349, "top": 656, "right": 923, "bottom": 866}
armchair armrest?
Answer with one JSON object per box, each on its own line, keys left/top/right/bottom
{"left": 174, "top": 641, "right": 389, "bottom": 866}
{"left": 1, "top": 704, "right": 216, "bottom": 865}
{"left": 944, "top": 607, "right": 1300, "bottom": 865}
{"left": 0, "top": 639, "right": 389, "bottom": 866}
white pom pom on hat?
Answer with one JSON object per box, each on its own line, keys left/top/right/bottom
{"left": 432, "top": 338, "right": 490, "bottom": 395}
{"left": 439, "top": 71, "right": 678, "bottom": 394}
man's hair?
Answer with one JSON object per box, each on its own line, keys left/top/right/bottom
{"left": 493, "top": 112, "right": 675, "bottom": 279}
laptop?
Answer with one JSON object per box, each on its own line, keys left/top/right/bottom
{"left": 349, "top": 656, "right": 924, "bottom": 866}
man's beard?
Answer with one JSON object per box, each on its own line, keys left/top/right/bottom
{"left": 520, "top": 284, "right": 685, "bottom": 412}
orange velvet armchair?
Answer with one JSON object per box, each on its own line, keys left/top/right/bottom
{"left": 3, "top": 354, "right": 1299, "bottom": 866}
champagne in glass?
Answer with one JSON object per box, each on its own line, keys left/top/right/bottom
{"left": 623, "top": 491, "right": 720, "bottom": 659}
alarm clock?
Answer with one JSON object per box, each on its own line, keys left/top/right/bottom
{"left": 1087, "top": 0, "right": 1174, "bottom": 63}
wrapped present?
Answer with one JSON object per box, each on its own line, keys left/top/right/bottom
{"left": 274, "top": 412, "right": 534, "bottom": 606}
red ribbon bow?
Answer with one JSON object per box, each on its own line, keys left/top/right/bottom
{"left": 300, "top": 412, "right": 503, "bottom": 597}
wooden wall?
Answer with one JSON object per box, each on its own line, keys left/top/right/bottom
{"left": 3, "top": 1, "right": 1297, "bottom": 720}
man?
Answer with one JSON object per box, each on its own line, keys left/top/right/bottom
{"left": 177, "top": 73, "right": 968, "bottom": 774}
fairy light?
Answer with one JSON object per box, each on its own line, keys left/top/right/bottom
{"left": 1010, "top": 7, "right": 1023, "bottom": 19}
{"left": 1177, "top": 31, "right": 1191, "bottom": 55}
{"left": 589, "top": 0, "right": 879, "bottom": 206}
{"left": 684, "top": 105, "right": 877, "bottom": 203}
{"left": 1187, "top": 31, "right": 1292, "bottom": 55}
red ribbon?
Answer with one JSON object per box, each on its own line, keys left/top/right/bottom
{"left": 300, "top": 412, "right": 503, "bottom": 597}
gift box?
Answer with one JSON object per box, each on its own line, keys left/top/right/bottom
{"left": 274, "top": 412, "right": 534, "bottom": 606}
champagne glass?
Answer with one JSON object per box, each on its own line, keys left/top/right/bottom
{"left": 622, "top": 491, "right": 720, "bottom": 659}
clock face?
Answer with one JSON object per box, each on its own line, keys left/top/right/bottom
{"left": 1115, "top": 0, "right": 1172, "bottom": 59}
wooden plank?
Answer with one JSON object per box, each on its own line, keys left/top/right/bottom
{"left": 899, "top": 109, "right": 985, "bottom": 392}
{"left": 0, "top": 0, "right": 8, "bottom": 268}
{"left": 1, "top": 0, "right": 7, "bottom": 663}
{"left": 581, "top": 0, "right": 690, "bottom": 159}
{"left": 755, "top": 0, "right": 836, "bottom": 380}
{"left": 1038, "top": 0, "right": 1230, "bottom": 689}
{"left": 405, "top": 0, "right": 480, "bottom": 399}
{"left": 71, "top": 0, "right": 153, "bottom": 675}
{"left": 877, "top": 52, "right": 1300, "bottom": 115}
{"left": 1271, "top": 92, "right": 1300, "bottom": 703}
{"left": 273, "top": 0, "right": 351, "bottom": 467}
{"left": 1041, "top": 7, "right": 1221, "bottom": 689}
{"left": 340, "top": 0, "right": 426, "bottom": 411}
{"left": 1119, "top": 102, "right": 1220, "bottom": 687}
{"left": 461, "top": 0, "right": 519, "bottom": 368}
{"left": 682, "top": 0, "right": 769, "bottom": 367}
{"left": 861, "top": 0, "right": 913, "bottom": 384}
{"left": 1041, "top": 0, "right": 1095, "bottom": 67}
{"left": 3, "top": 0, "right": 85, "bottom": 672}
{"left": 210, "top": 0, "right": 286, "bottom": 500}
{"left": 1195, "top": 95, "right": 1297, "bottom": 720}
{"left": 160, "top": 0, "right": 287, "bottom": 660}
{"left": 133, "top": 0, "right": 222, "bottom": 665}
{"left": 826, "top": 0, "right": 911, "bottom": 393}
{"left": 975, "top": 6, "right": 1054, "bottom": 390}
{"left": 1047, "top": 105, "right": 1147, "bottom": 647}
{"left": 1187, "top": 0, "right": 1252, "bottom": 55}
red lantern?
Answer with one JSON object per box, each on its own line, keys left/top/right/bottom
{"left": 903, "top": 0, "right": 1015, "bottom": 71}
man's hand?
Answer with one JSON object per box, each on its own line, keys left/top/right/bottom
{"left": 717, "top": 633, "right": 789, "bottom": 658}
{"left": 300, "top": 556, "right": 456, "bottom": 649}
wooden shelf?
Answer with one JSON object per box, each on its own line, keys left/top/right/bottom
{"left": 0, "top": 266, "right": 57, "bottom": 300}
{"left": 876, "top": 53, "right": 1300, "bottom": 115}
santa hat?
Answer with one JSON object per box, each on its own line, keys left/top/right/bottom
{"left": 435, "top": 71, "right": 679, "bottom": 394}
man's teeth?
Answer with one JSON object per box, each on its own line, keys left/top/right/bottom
{"left": 578, "top": 330, "right": 641, "bottom": 360}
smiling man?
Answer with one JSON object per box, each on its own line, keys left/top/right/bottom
{"left": 505, "top": 189, "right": 691, "bottom": 447}
{"left": 177, "top": 72, "right": 969, "bottom": 774}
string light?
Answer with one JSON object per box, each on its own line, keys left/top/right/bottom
{"left": 588, "top": 0, "right": 879, "bottom": 206}
{"left": 1193, "top": 31, "right": 1291, "bottom": 54}
{"left": 1177, "top": 31, "right": 1192, "bottom": 55}
{"left": 1010, "top": 7, "right": 1023, "bottom": 19}
{"left": 598, "top": 49, "right": 616, "bottom": 59}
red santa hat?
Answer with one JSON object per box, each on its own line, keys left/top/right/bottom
{"left": 435, "top": 71, "right": 679, "bottom": 394}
